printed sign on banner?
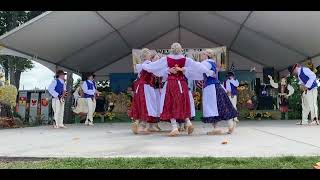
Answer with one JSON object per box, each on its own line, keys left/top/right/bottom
{"left": 40, "top": 92, "right": 50, "bottom": 123}
{"left": 29, "top": 93, "right": 39, "bottom": 123}
{"left": 18, "top": 91, "right": 27, "bottom": 119}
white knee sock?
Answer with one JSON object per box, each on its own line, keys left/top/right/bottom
{"left": 227, "top": 119, "right": 234, "bottom": 129}
{"left": 185, "top": 118, "right": 192, "bottom": 126}
{"left": 170, "top": 119, "right": 178, "bottom": 130}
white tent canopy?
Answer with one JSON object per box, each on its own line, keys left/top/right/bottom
{"left": 1, "top": 11, "right": 320, "bottom": 80}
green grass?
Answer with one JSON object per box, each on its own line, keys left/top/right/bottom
{"left": 0, "top": 156, "right": 319, "bottom": 169}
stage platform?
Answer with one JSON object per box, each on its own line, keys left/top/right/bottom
{"left": 0, "top": 120, "right": 319, "bottom": 158}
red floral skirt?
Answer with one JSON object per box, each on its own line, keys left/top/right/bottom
{"left": 129, "top": 80, "right": 157, "bottom": 123}
{"left": 160, "top": 79, "right": 191, "bottom": 121}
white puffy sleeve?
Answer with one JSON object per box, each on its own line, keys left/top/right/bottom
{"left": 48, "top": 80, "right": 58, "bottom": 98}
{"left": 287, "top": 84, "right": 295, "bottom": 97}
{"left": 184, "top": 58, "right": 213, "bottom": 80}
{"left": 141, "top": 57, "right": 167, "bottom": 77}
{"left": 82, "top": 81, "right": 95, "bottom": 95}
{"left": 135, "top": 64, "right": 143, "bottom": 74}
{"left": 161, "top": 68, "right": 169, "bottom": 82}
{"left": 225, "top": 80, "right": 231, "bottom": 92}
{"left": 229, "top": 79, "right": 239, "bottom": 87}
{"left": 269, "top": 78, "right": 279, "bottom": 89}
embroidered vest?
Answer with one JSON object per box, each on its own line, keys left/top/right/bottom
{"left": 84, "top": 80, "right": 96, "bottom": 98}
{"left": 230, "top": 81, "right": 238, "bottom": 95}
{"left": 54, "top": 79, "right": 64, "bottom": 97}
{"left": 139, "top": 70, "right": 156, "bottom": 87}
{"left": 167, "top": 57, "right": 186, "bottom": 81}
{"left": 204, "top": 61, "right": 220, "bottom": 87}
{"left": 299, "top": 67, "right": 317, "bottom": 90}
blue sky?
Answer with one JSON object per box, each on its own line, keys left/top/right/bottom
{"left": 19, "top": 61, "right": 81, "bottom": 90}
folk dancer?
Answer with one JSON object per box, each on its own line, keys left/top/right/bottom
{"left": 288, "top": 64, "right": 319, "bottom": 125}
{"left": 82, "top": 73, "right": 100, "bottom": 126}
{"left": 141, "top": 43, "right": 213, "bottom": 136}
{"left": 178, "top": 78, "right": 196, "bottom": 131}
{"left": 268, "top": 75, "right": 294, "bottom": 120}
{"left": 130, "top": 48, "right": 160, "bottom": 134}
{"left": 148, "top": 52, "right": 163, "bottom": 132}
{"left": 224, "top": 71, "right": 240, "bottom": 123}
{"left": 48, "top": 70, "right": 68, "bottom": 129}
{"left": 198, "top": 49, "right": 238, "bottom": 135}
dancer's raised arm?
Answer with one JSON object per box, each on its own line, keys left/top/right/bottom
{"left": 141, "top": 56, "right": 168, "bottom": 77}
{"left": 184, "top": 58, "right": 213, "bottom": 80}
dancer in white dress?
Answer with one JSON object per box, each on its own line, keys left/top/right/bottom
{"left": 197, "top": 50, "right": 238, "bottom": 135}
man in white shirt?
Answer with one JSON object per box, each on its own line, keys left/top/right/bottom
{"left": 82, "top": 73, "right": 100, "bottom": 126}
{"left": 48, "top": 70, "right": 68, "bottom": 128}
{"left": 288, "top": 64, "right": 319, "bottom": 125}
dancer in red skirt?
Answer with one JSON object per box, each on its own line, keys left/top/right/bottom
{"left": 141, "top": 43, "right": 213, "bottom": 136}
{"left": 147, "top": 53, "right": 163, "bottom": 132}
{"left": 129, "top": 48, "right": 168, "bottom": 134}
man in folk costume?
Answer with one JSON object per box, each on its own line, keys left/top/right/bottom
{"left": 82, "top": 72, "right": 100, "bottom": 126}
{"left": 197, "top": 50, "right": 238, "bottom": 135}
{"left": 141, "top": 43, "right": 213, "bottom": 136}
{"left": 288, "top": 63, "right": 319, "bottom": 125}
{"left": 130, "top": 48, "right": 164, "bottom": 134}
{"left": 48, "top": 70, "right": 68, "bottom": 129}
{"left": 224, "top": 69, "right": 240, "bottom": 123}
{"left": 268, "top": 75, "right": 294, "bottom": 120}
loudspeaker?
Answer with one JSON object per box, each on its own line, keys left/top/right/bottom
{"left": 255, "top": 78, "right": 261, "bottom": 97}
{"left": 263, "top": 67, "right": 274, "bottom": 84}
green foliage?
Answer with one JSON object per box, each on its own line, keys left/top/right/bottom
{"left": 287, "top": 76, "right": 302, "bottom": 119}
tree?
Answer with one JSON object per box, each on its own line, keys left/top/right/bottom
{"left": 287, "top": 75, "right": 302, "bottom": 119}
{"left": 0, "top": 11, "right": 44, "bottom": 89}
{"left": 0, "top": 55, "right": 34, "bottom": 90}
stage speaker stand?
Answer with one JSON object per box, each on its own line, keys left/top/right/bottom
{"left": 255, "top": 78, "right": 261, "bottom": 97}
{"left": 263, "top": 67, "right": 275, "bottom": 84}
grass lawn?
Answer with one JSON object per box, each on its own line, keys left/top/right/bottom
{"left": 0, "top": 156, "right": 319, "bottom": 169}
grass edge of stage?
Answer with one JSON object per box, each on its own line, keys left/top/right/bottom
{"left": 1, "top": 156, "right": 319, "bottom": 169}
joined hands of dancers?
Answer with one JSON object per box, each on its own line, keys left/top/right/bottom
{"left": 129, "top": 43, "right": 239, "bottom": 137}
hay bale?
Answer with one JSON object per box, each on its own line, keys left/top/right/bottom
{"left": 0, "top": 117, "right": 15, "bottom": 128}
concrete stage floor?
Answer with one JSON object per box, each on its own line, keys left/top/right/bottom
{"left": 1, "top": 120, "right": 320, "bottom": 158}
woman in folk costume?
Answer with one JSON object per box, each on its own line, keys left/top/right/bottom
{"left": 141, "top": 43, "right": 213, "bottom": 136}
{"left": 82, "top": 73, "right": 100, "bottom": 126}
{"left": 73, "top": 79, "right": 88, "bottom": 117}
{"left": 224, "top": 71, "right": 240, "bottom": 123}
{"left": 268, "top": 75, "right": 294, "bottom": 119}
{"left": 198, "top": 49, "right": 238, "bottom": 135}
{"left": 288, "top": 64, "right": 319, "bottom": 125}
{"left": 178, "top": 77, "right": 196, "bottom": 132}
{"left": 48, "top": 70, "right": 68, "bottom": 129}
{"left": 147, "top": 53, "right": 163, "bottom": 132}
{"left": 130, "top": 48, "right": 161, "bottom": 134}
